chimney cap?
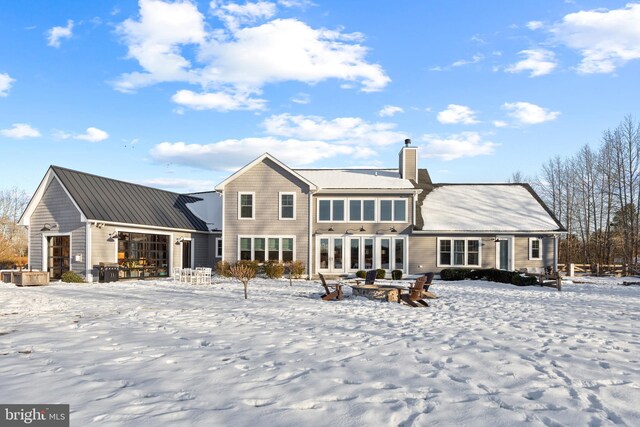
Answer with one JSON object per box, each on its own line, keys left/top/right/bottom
{"left": 404, "top": 138, "right": 411, "bottom": 147}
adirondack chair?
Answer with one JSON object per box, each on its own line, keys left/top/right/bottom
{"left": 318, "top": 273, "right": 344, "bottom": 301}
{"left": 400, "top": 275, "right": 429, "bottom": 307}
{"left": 422, "top": 272, "right": 437, "bottom": 299}
{"left": 364, "top": 269, "right": 377, "bottom": 285}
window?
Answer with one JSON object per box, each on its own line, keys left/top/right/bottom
{"left": 317, "top": 199, "right": 345, "bottom": 222}
{"left": 215, "top": 238, "right": 222, "bottom": 258}
{"left": 438, "top": 238, "right": 481, "bottom": 267}
{"left": 394, "top": 238, "right": 405, "bottom": 271}
{"left": 379, "top": 199, "right": 407, "bottom": 222}
{"left": 349, "top": 199, "right": 376, "bottom": 222}
{"left": 117, "top": 232, "right": 169, "bottom": 277}
{"left": 529, "top": 238, "right": 541, "bottom": 260}
{"left": 238, "top": 192, "right": 254, "bottom": 219}
{"left": 238, "top": 236, "right": 295, "bottom": 263}
{"left": 279, "top": 192, "right": 295, "bottom": 220}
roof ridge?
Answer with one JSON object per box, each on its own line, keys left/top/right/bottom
{"left": 295, "top": 168, "right": 398, "bottom": 171}
{"left": 50, "top": 165, "right": 199, "bottom": 198}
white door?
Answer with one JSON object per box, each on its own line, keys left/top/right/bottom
{"left": 317, "top": 236, "right": 345, "bottom": 273}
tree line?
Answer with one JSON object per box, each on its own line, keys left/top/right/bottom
{"left": 0, "top": 187, "right": 29, "bottom": 268}
{"left": 515, "top": 116, "right": 640, "bottom": 269}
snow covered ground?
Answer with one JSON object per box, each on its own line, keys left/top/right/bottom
{"left": 1, "top": 277, "right": 638, "bottom": 426}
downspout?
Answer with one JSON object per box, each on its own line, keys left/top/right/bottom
{"left": 86, "top": 222, "right": 92, "bottom": 282}
{"left": 553, "top": 234, "right": 559, "bottom": 272}
{"left": 307, "top": 190, "right": 314, "bottom": 279}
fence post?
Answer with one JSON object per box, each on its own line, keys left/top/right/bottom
{"left": 569, "top": 263, "right": 575, "bottom": 277}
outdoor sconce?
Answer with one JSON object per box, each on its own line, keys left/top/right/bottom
{"left": 345, "top": 227, "right": 367, "bottom": 235}
{"left": 96, "top": 223, "right": 105, "bottom": 229}
{"left": 375, "top": 226, "right": 397, "bottom": 235}
{"left": 40, "top": 223, "right": 58, "bottom": 232}
{"left": 327, "top": 226, "right": 334, "bottom": 232}
{"left": 175, "top": 237, "right": 185, "bottom": 245}
{"left": 107, "top": 231, "right": 119, "bottom": 242}
{"left": 359, "top": 226, "right": 366, "bottom": 232}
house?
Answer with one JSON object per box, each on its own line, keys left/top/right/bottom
{"left": 20, "top": 140, "right": 565, "bottom": 281}
{"left": 215, "top": 140, "right": 567, "bottom": 277}
{"left": 19, "top": 166, "right": 222, "bottom": 281}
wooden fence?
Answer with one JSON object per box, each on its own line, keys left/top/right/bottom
{"left": 557, "top": 263, "right": 625, "bottom": 276}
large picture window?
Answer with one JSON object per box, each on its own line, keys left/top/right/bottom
{"left": 438, "top": 238, "right": 481, "bottom": 267}
{"left": 117, "top": 232, "right": 169, "bottom": 277}
{"left": 379, "top": 199, "right": 407, "bottom": 222}
{"left": 349, "top": 199, "right": 376, "bottom": 222}
{"left": 318, "top": 199, "right": 345, "bottom": 222}
{"left": 238, "top": 236, "right": 295, "bottom": 263}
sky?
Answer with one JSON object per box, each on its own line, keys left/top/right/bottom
{"left": 1, "top": 0, "right": 639, "bottom": 194}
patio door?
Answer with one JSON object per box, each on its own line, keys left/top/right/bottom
{"left": 317, "top": 236, "right": 344, "bottom": 273}
{"left": 47, "top": 235, "right": 70, "bottom": 280}
{"left": 181, "top": 240, "right": 192, "bottom": 268}
{"left": 496, "top": 236, "right": 513, "bottom": 270}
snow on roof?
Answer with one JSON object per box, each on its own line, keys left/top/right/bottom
{"left": 295, "top": 169, "right": 415, "bottom": 190}
{"left": 421, "top": 185, "right": 561, "bottom": 232}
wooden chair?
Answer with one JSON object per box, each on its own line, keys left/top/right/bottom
{"left": 364, "top": 270, "right": 377, "bottom": 285}
{"left": 400, "top": 275, "right": 429, "bottom": 307}
{"left": 318, "top": 273, "right": 344, "bottom": 301}
{"left": 422, "top": 272, "right": 437, "bottom": 299}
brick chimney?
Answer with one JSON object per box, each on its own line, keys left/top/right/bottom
{"left": 399, "top": 138, "right": 418, "bottom": 181}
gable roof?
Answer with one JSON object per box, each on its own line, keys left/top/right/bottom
{"left": 418, "top": 184, "right": 566, "bottom": 233}
{"left": 215, "top": 153, "right": 318, "bottom": 191}
{"left": 295, "top": 168, "right": 416, "bottom": 190}
{"left": 50, "top": 166, "right": 210, "bottom": 232}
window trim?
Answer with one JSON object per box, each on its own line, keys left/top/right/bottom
{"left": 215, "top": 237, "right": 222, "bottom": 258}
{"left": 279, "top": 192, "right": 296, "bottom": 220}
{"left": 436, "top": 237, "right": 482, "bottom": 268}
{"left": 237, "top": 235, "right": 296, "bottom": 263}
{"left": 378, "top": 198, "right": 408, "bottom": 223}
{"left": 317, "top": 198, "right": 347, "bottom": 223}
{"left": 238, "top": 192, "right": 255, "bottom": 220}
{"left": 529, "top": 237, "right": 542, "bottom": 260}
{"left": 347, "top": 198, "right": 377, "bottom": 222}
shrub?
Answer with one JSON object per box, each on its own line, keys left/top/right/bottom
{"left": 439, "top": 268, "right": 470, "bottom": 281}
{"left": 264, "top": 261, "right": 285, "bottom": 279}
{"left": 512, "top": 274, "right": 538, "bottom": 286}
{"left": 375, "top": 269, "right": 386, "bottom": 279}
{"left": 61, "top": 271, "right": 84, "bottom": 283}
{"left": 355, "top": 270, "right": 366, "bottom": 279}
{"left": 216, "top": 260, "right": 231, "bottom": 277}
{"left": 391, "top": 269, "right": 403, "bottom": 280}
{"left": 467, "top": 269, "right": 488, "bottom": 280}
{"left": 236, "top": 260, "right": 258, "bottom": 278}
{"left": 229, "top": 264, "right": 255, "bottom": 299}
{"left": 287, "top": 260, "right": 305, "bottom": 279}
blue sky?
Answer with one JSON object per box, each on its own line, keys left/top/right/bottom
{"left": 1, "top": 0, "right": 639, "bottom": 194}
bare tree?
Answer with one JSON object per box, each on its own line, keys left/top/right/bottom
{"left": 0, "top": 187, "right": 30, "bottom": 265}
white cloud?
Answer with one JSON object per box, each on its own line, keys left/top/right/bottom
{"left": 115, "top": 0, "right": 389, "bottom": 107}
{"left": 502, "top": 102, "right": 560, "bottom": 125}
{"left": 150, "top": 137, "right": 363, "bottom": 171}
{"left": 0, "top": 123, "right": 41, "bottom": 139}
{"left": 139, "top": 177, "right": 217, "bottom": 193}
{"left": 436, "top": 104, "right": 479, "bottom": 125}
{"left": 493, "top": 120, "right": 508, "bottom": 128}
{"left": 526, "top": 20, "right": 544, "bottom": 30}
{"left": 290, "top": 92, "right": 310, "bottom": 104}
{"left": 47, "top": 20, "right": 74, "bottom": 48}
{"left": 377, "top": 105, "right": 404, "bottom": 117}
{"left": 57, "top": 127, "right": 110, "bottom": 142}
{"left": 0, "top": 73, "right": 15, "bottom": 97}
{"left": 421, "top": 132, "right": 498, "bottom": 161}
{"left": 505, "top": 49, "right": 557, "bottom": 77}
{"left": 451, "top": 53, "right": 484, "bottom": 67}
{"left": 172, "top": 89, "right": 266, "bottom": 111}
{"left": 550, "top": 3, "right": 640, "bottom": 73}
{"left": 262, "top": 113, "right": 405, "bottom": 146}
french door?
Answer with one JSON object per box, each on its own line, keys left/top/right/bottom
{"left": 318, "top": 237, "right": 344, "bottom": 273}
{"left": 47, "top": 235, "right": 70, "bottom": 280}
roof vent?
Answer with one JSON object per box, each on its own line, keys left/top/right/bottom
{"left": 404, "top": 138, "right": 411, "bottom": 147}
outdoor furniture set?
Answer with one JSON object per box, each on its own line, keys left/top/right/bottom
{"left": 173, "top": 267, "right": 213, "bottom": 285}
{"left": 318, "top": 271, "right": 436, "bottom": 307}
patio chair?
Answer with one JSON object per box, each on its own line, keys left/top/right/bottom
{"left": 364, "top": 269, "right": 377, "bottom": 285}
{"left": 318, "top": 273, "right": 344, "bottom": 301}
{"left": 422, "top": 272, "right": 437, "bottom": 299}
{"left": 173, "top": 267, "right": 182, "bottom": 282}
{"left": 400, "top": 275, "right": 429, "bottom": 307}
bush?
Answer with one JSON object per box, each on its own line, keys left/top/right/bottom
{"left": 355, "top": 270, "right": 366, "bottom": 279}
{"left": 375, "top": 269, "right": 386, "bottom": 279}
{"left": 391, "top": 269, "right": 403, "bottom": 280}
{"left": 467, "top": 269, "right": 488, "bottom": 280}
{"left": 287, "top": 260, "right": 305, "bottom": 279}
{"left": 236, "top": 260, "right": 258, "bottom": 278}
{"left": 61, "top": 271, "right": 84, "bottom": 283}
{"left": 264, "top": 261, "right": 285, "bottom": 279}
{"left": 216, "top": 260, "right": 231, "bottom": 277}
{"left": 439, "top": 268, "right": 470, "bottom": 281}
{"left": 512, "top": 274, "right": 538, "bottom": 286}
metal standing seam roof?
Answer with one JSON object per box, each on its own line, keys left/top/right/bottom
{"left": 51, "top": 166, "right": 209, "bottom": 232}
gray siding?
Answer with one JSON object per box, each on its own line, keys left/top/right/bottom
{"left": 30, "top": 177, "right": 86, "bottom": 277}
{"left": 409, "top": 234, "right": 555, "bottom": 274}
{"left": 223, "top": 158, "right": 310, "bottom": 272}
